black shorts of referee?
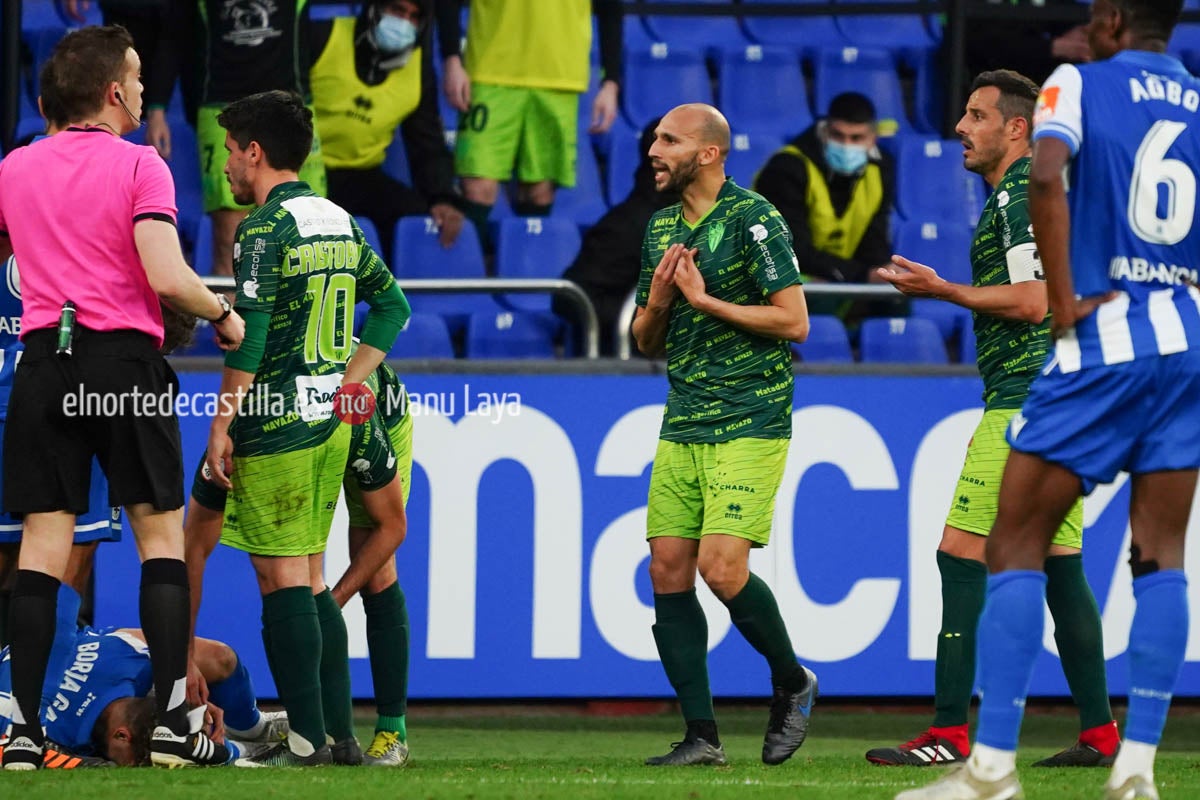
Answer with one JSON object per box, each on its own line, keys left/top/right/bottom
{"left": 3, "top": 326, "right": 184, "bottom": 515}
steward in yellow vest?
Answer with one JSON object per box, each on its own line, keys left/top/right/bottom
{"left": 310, "top": 0, "right": 464, "bottom": 256}
{"left": 754, "top": 92, "right": 895, "bottom": 285}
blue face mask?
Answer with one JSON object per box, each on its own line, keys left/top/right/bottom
{"left": 374, "top": 15, "right": 418, "bottom": 53}
{"left": 824, "top": 140, "right": 870, "bottom": 175}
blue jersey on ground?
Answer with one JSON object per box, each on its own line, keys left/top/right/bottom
{"left": 1033, "top": 51, "right": 1200, "bottom": 372}
{"left": 1, "top": 628, "right": 151, "bottom": 755}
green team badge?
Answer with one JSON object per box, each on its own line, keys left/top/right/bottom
{"left": 707, "top": 221, "right": 726, "bottom": 253}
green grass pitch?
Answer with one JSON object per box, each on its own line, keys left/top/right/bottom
{"left": 4, "top": 705, "right": 1199, "bottom": 799}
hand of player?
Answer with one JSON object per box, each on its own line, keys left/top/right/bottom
{"left": 1051, "top": 25, "right": 1092, "bottom": 62}
{"left": 672, "top": 247, "right": 708, "bottom": 307}
{"left": 186, "top": 659, "right": 210, "bottom": 707}
{"left": 214, "top": 307, "right": 245, "bottom": 351}
{"left": 430, "top": 202, "right": 465, "bottom": 248}
{"left": 206, "top": 428, "right": 235, "bottom": 490}
{"left": 146, "top": 109, "right": 172, "bottom": 160}
{"left": 876, "top": 255, "right": 946, "bottom": 297}
{"left": 589, "top": 80, "right": 620, "bottom": 134}
{"left": 204, "top": 701, "right": 226, "bottom": 745}
{"left": 646, "top": 243, "right": 684, "bottom": 310}
{"left": 1049, "top": 292, "right": 1119, "bottom": 339}
{"left": 443, "top": 56, "right": 472, "bottom": 113}
{"left": 63, "top": 0, "right": 90, "bottom": 23}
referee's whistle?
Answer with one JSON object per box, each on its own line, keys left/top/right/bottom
{"left": 56, "top": 301, "right": 76, "bottom": 358}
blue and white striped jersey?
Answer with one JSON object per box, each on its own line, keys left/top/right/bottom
{"left": 1033, "top": 51, "right": 1200, "bottom": 373}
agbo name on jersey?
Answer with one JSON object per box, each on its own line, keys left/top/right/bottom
{"left": 1130, "top": 74, "right": 1200, "bottom": 111}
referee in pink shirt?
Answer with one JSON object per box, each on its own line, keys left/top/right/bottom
{"left": 0, "top": 26, "right": 244, "bottom": 769}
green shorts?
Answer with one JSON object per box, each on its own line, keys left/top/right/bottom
{"left": 221, "top": 422, "right": 352, "bottom": 557}
{"left": 946, "top": 408, "right": 1084, "bottom": 548}
{"left": 344, "top": 409, "right": 413, "bottom": 528}
{"left": 454, "top": 82, "right": 578, "bottom": 187}
{"left": 646, "top": 437, "right": 790, "bottom": 546}
{"left": 198, "top": 104, "right": 328, "bottom": 213}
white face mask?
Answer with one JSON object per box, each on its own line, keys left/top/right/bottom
{"left": 824, "top": 140, "right": 870, "bottom": 174}
{"left": 374, "top": 15, "right": 417, "bottom": 53}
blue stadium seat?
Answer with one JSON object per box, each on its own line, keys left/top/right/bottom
{"left": 835, "top": 0, "right": 940, "bottom": 67}
{"left": 389, "top": 313, "right": 455, "bottom": 359}
{"left": 741, "top": 0, "right": 848, "bottom": 60}
{"left": 1169, "top": 0, "right": 1200, "bottom": 70}
{"left": 912, "top": 50, "right": 946, "bottom": 135}
{"left": 355, "top": 216, "right": 384, "bottom": 259}
{"left": 717, "top": 46, "right": 812, "bottom": 139}
{"left": 813, "top": 47, "right": 910, "bottom": 137}
{"left": 726, "top": 132, "right": 783, "bottom": 187}
{"left": 24, "top": 24, "right": 66, "bottom": 103}
{"left": 605, "top": 119, "right": 643, "bottom": 205}
{"left": 551, "top": 136, "right": 608, "bottom": 227}
{"left": 959, "top": 319, "right": 977, "bottom": 365}
{"left": 892, "top": 219, "right": 974, "bottom": 286}
{"left": 169, "top": 121, "right": 204, "bottom": 247}
{"left": 860, "top": 316, "right": 948, "bottom": 363}
{"left": 622, "top": 46, "right": 713, "bottom": 132}
{"left": 495, "top": 218, "right": 582, "bottom": 314}
{"left": 309, "top": 3, "right": 353, "bottom": 20}
{"left": 466, "top": 311, "right": 556, "bottom": 359}
{"left": 391, "top": 217, "right": 502, "bottom": 333}
{"left": 909, "top": 297, "right": 971, "bottom": 342}
{"left": 791, "top": 315, "right": 853, "bottom": 362}
{"left": 192, "top": 215, "right": 212, "bottom": 276}
{"left": 381, "top": 129, "right": 412, "bottom": 185}
{"left": 895, "top": 137, "right": 988, "bottom": 225}
{"left": 643, "top": 0, "right": 751, "bottom": 55}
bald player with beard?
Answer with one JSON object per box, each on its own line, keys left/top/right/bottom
{"left": 632, "top": 104, "right": 815, "bottom": 767}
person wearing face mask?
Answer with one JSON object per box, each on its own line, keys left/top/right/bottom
{"left": 310, "top": 0, "right": 464, "bottom": 258}
{"left": 754, "top": 93, "right": 895, "bottom": 288}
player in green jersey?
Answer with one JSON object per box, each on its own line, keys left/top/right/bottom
{"left": 869, "top": 71, "right": 1117, "bottom": 768}
{"left": 632, "top": 103, "right": 814, "bottom": 767}
{"left": 202, "top": 90, "right": 410, "bottom": 767}
{"left": 436, "top": 0, "right": 621, "bottom": 243}
{"left": 185, "top": 362, "right": 414, "bottom": 767}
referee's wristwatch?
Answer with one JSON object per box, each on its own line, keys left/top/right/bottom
{"left": 212, "top": 293, "right": 233, "bottom": 324}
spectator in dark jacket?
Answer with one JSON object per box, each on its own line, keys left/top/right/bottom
{"left": 555, "top": 119, "right": 676, "bottom": 355}
{"left": 311, "top": 0, "right": 464, "bottom": 259}
{"left": 754, "top": 92, "right": 895, "bottom": 286}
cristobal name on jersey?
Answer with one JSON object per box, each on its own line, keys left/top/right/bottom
{"left": 1130, "top": 73, "right": 1200, "bottom": 111}
{"left": 1109, "top": 255, "right": 1198, "bottom": 285}
{"left": 282, "top": 238, "right": 362, "bottom": 278}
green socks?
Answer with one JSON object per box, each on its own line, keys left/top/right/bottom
{"left": 314, "top": 588, "right": 355, "bottom": 743}
{"left": 932, "top": 551, "right": 987, "bottom": 728}
{"left": 652, "top": 589, "right": 715, "bottom": 726}
{"left": 262, "top": 587, "right": 326, "bottom": 753}
{"left": 378, "top": 714, "right": 407, "bottom": 741}
{"left": 723, "top": 573, "right": 805, "bottom": 690}
{"left": 462, "top": 200, "right": 494, "bottom": 252}
{"left": 363, "top": 582, "right": 410, "bottom": 734}
{"left": 1045, "top": 554, "right": 1114, "bottom": 730}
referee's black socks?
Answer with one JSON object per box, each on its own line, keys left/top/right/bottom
{"left": 140, "top": 558, "right": 192, "bottom": 735}
{"left": 7, "top": 569, "right": 60, "bottom": 745}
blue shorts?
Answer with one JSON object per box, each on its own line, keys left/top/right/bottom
{"left": 0, "top": 421, "right": 121, "bottom": 544}
{"left": 1007, "top": 349, "right": 1200, "bottom": 495}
